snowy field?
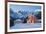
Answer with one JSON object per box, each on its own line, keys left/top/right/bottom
{"left": 11, "top": 23, "right": 41, "bottom": 29}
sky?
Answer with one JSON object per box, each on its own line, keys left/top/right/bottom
{"left": 10, "top": 4, "right": 41, "bottom": 13}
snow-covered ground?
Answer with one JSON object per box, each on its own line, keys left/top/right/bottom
{"left": 11, "top": 23, "right": 41, "bottom": 29}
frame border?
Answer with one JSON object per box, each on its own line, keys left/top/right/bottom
{"left": 5, "top": 0, "right": 45, "bottom": 34}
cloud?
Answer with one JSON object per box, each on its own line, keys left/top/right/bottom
{"left": 35, "top": 9, "right": 41, "bottom": 12}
